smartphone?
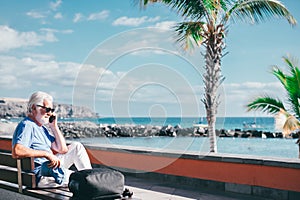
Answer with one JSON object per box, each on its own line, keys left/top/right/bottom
{"left": 49, "top": 115, "right": 56, "bottom": 123}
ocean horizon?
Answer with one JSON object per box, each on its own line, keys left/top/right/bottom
{"left": 60, "top": 116, "right": 276, "bottom": 132}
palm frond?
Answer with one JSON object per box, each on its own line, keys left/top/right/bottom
{"left": 174, "top": 21, "right": 205, "bottom": 49}
{"left": 227, "top": 0, "right": 297, "bottom": 25}
{"left": 160, "top": 0, "right": 205, "bottom": 19}
{"left": 286, "top": 77, "right": 300, "bottom": 117}
{"left": 273, "top": 56, "right": 300, "bottom": 118}
{"left": 283, "top": 56, "right": 300, "bottom": 117}
{"left": 247, "top": 96, "right": 285, "bottom": 114}
{"left": 138, "top": 0, "right": 229, "bottom": 21}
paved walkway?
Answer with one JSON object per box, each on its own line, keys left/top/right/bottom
{"left": 124, "top": 176, "right": 271, "bottom": 200}
{"left": 0, "top": 188, "right": 41, "bottom": 200}
{"left": 0, "top": 175, "right": 271, "bottom": 200}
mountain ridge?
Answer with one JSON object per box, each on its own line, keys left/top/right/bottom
{"left": 0, "top": 98, "right": 97, "bottom": 118}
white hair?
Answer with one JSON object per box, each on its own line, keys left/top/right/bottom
{"left": 27, "top": 91, "right": 53, "bottom": 113}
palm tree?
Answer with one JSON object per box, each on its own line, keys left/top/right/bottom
{"left": 247, "top": 55, "right": 300, "bottom": 137}
{"left": 136, "top": 0, "right": 296, "bottom": 152}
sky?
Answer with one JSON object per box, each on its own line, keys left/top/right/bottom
{"left": 0, "top": 0, "right": 300, "bottom": 118}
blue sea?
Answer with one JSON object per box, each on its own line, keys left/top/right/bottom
{"left": 69, "top": 137, "right": 299, "bottom": 159}
{"left": 62, "top": 116, "right": 276, "bottom": 131}
{"left": 64, "top": 117, "right": 299, "bottom": 159}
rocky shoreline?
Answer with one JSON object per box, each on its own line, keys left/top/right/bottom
{"left": 57, "top": 121, "right": 299, "bottom": 139}
{"left": 1, "top": 120, "right": 298, "bottom": 139}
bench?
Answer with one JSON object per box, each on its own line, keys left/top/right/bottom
{"left": 0, "top": 151, "right": 72, "bottom": 200}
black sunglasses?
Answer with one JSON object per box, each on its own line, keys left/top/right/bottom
{"left": 36, "top": 105, "right": 55, "bottom": 113}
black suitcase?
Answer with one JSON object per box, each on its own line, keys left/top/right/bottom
{"left": 68, "top": 168, "right": 125, "bottom": 199}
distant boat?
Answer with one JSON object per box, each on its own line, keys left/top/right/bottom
{"left": 242, "top": 121, "right": 264, "bottom": 130}
{"left": 193, "top": 123, "right": 209, "bottom": 128}
{"left": 193, "top": 117, "right": 208, "bottom": 129}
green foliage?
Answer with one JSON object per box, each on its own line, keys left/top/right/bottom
{"left": 248, "top": 56, "right": 300, "bottom": 119}
{"left": 227, "top": 0, "right": 296, "bottom": 25}
{"left": 247, "top": 96, "right": 285, "bottom": 114}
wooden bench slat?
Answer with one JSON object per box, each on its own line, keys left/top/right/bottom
{"left": 0, "top": 180, "right": 21, "bottom": 193}
{"left": 20, "top": 157, "right": 34, "bottom": 171}
{"left": 0, "top": 152, "right": 17, "bottom": 167}
{"left": 0, "top": 152, "right": 34, "bottom": 171}
{"left": 43, "top": 188, "right": 73, "bottom": 198}
{"left": 22, "top": 173, "right": 36, "bottom": 187}
{"left": 0, "top": 167, "right": 18, "bottom": 183}
{"left": 25, "top": 188, "right": 71, "bottom": 200}
{"left": 0, "top": 166, "right": 36, "bottom": 187}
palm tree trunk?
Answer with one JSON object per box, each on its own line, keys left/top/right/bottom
{"left": 203, "top": 24, "right": 224, "bottom": 153}
{"left": 207, "top": 107, "right": 217, "bottom": 152}
{"left": 204, "top": 57, "right": 219, "bottom": 153}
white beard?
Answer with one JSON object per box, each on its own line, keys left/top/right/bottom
{"left": 36, "top": 113, "right": 49, "bottom": 125}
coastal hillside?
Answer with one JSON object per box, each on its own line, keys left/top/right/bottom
{"left": 0, "top": 97, "right": 97, "bottom": 118}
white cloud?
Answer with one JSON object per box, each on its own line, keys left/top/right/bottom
{"left": 153, "top": 21, "right": 177, "bottom": 30}
{"left": 0, "top": 26, "right": 43, "bottom": 51}
{"left": 112, "top": 16, "right": 160, "bottom": 27}
{"left": 225, "top": 82, "right": 284, "bottom": 97}
{"left": 50, "top": 0, "right": 62, "bottom": 11}
{"left": 87, "top": 10, "right": 109, "bottom": 21}
{"left": 26, "top": 1, "right": 62, "bottom": 21}
{"left": 40, "top": 28, "right": 73, "bottom": 35}
{"left": 73, "top": 13, "right": 84, "bottom": 23}
{"left": 0, "top": 75, "right": 31, "bottom": 89}
{"left": 26, "top": 11, "right": 46, "bottom": 19}
{"left": 95, "top": 29, "right": 175, "bottom": 57}
{"left": 61, "top": 29, "right": 73, "bottom": 34}
{"left": 24, "top": 53, "right": 55, "bottom": 61}
{"left": 73, "top": 11, "right": 109, "bottom": 23}
{"left": 54, "top": 12, "right": 63, "bottom": 19}
{"left": 221, "top": 82, "right": 286, "bottom": 116}
{"left": 0, "top": 26, "right": 74, "bottom": 51}
{"left": 0, "top": 55, "right": 82, "bottom": 90}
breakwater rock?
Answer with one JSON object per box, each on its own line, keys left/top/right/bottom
{"left": 57, "top": 121, "right": 296, "bottom": 139}
{"left": 58, "top": 122, "right": 191, "bottom": 138}
{"left": 0, "top": 98, "right": 97, "bottom": 118}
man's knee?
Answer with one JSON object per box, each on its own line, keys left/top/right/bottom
{"left": 68, "top": 142, "right": 86, "bottom": 153}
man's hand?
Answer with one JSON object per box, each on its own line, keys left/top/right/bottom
{"left": 45, "top": 152, "right": 60, "bottom": 169}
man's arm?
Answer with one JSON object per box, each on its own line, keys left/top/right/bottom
{"left": 49, "top": 117, "right": 68, "bottom": 154}
{"left": 12, "top": 143, "right": 61, "bottom": 168}
{"left": 12, "top": 143, "right": 48, "bottom": 159}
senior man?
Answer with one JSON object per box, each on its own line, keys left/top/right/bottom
{"left": 12, "top": 91, "right": 92, "bottom": 187}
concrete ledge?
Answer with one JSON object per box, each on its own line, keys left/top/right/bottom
{"left": 86, "top": 143, "right": 300, "bottom": 169}
{"left": 106, "top": 168, "right": 300, "bottom": 200}
{"left": 129, "top": 171, "right": 300, "bottom": 200}
{"left": 225, "top": 182, "right": 252, "bottom": 195}
{"left": 252, "top": 186, "right": 288, "bottom": 200}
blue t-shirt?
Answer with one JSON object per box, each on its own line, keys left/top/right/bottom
{"left": 12, "top": 117, "right": 55, "bottom": 166}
